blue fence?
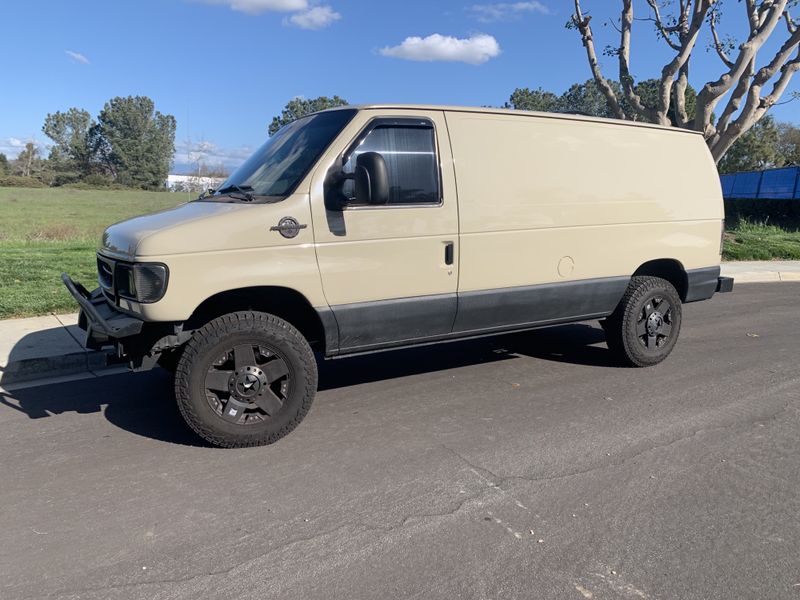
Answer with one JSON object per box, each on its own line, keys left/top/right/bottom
{"left": 720, "top": 166, "right": 800, "bottom": 200}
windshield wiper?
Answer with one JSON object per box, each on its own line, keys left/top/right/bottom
{"left": 197, "top": 187, "right": 216, "bottom": 200}
{"left": 215, "top": 184, "right": 255, "bottom": 202}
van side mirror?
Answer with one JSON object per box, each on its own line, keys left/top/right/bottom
{"left": 324, "top": 158, "right": 348, "bottom": 211}
{"left": 354, "top": 152, "right": 389, "bottom": 206}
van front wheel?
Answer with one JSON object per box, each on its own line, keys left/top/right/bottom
{"left": 603, "top": 276, "right": 682, "bottom": 367}
{"left": 174, "top": 311, "right": 317, "bottom": 448}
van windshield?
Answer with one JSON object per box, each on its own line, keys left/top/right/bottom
{"left": 207, "top": 109, "right": 357, "bottom": 201}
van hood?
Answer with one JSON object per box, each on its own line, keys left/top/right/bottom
{"left": 100, "top": 200, "right": 281, "bottom": 259}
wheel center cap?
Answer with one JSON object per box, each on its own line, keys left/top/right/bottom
{"left": 234, "top": 371, "right": 263, "bottom": 398}
{"left": 647, "top": 311, "right": 664, "bottom": 334}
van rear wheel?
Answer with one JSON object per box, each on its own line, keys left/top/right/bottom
{"left": 603, "top": 276, "right": 682, "bottom": 367}
{"left": 174, "top": 311, "right": 317, "bottom": 448}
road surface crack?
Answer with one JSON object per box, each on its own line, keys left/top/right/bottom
{"left": 441, "top": 396, "right": 798, "bottom": 492}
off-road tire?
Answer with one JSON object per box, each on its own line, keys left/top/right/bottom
{"left": 604, "top": 276, "right": 682, "bottom": 368}
{"left": 174, "top": 311, "right": 317, "bottom": 448}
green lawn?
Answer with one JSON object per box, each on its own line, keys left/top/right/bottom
{"left": 0, "top": 187, "right": 190, "bottom": 318}
{"left": 723, "top": 220, "right": 800, "bottom": 261}
{"left": 0, "top": 186, "right": 190, "bottom": 241}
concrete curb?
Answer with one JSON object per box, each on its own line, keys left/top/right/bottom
{"left": 720, "top": 272, "right": 800, "bottom": 283}
{"left": 0, "top": 313, "right": 118, "bottom": 387}
{"left": 1, "top": 349, "right": 114, "bottom": 387}
{"left": 720, "top": 261, "right": 800, "bottom": 284}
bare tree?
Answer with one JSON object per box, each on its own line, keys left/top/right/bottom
{"left": 14, "top": 142, "right": 39, "bottom": 178}
{"left": 570, "top": 0, "right": 800, "bottom": 162}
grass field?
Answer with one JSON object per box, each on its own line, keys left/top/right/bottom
{"left": 0, "top": 187, "right": 190, "bottom": 318}
{"left": 723, "top": 220, "right": 800, "bottom": 261}
{"left": 1, "top": 186, "right": 799, "bottom": 319}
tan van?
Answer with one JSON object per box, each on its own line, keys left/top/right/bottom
{"left": 63, "top": 104, "right": 733, "bottom": 447}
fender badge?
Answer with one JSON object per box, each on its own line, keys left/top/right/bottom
{"left": 270, "top": 217, "right": 307, "bottom": 239}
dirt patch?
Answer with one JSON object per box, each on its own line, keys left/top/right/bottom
{"left": 26, "top": 224, "right": 81, "bottom": 241}
{"left": 723, "top": 231, "right": 740, "bottom": 245}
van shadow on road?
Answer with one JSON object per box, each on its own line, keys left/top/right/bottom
{"left": 317, "top": 323, "right": 614, "bottom": 390}
{"left": 0, "top": 323, "right": 614, "bottom": 446}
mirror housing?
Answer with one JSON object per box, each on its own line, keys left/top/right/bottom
{"left": 354, "top": 152, "right": 389, "bottom": 206}
{"left": 324, "top": 157, "right": 348, "bottom": 211}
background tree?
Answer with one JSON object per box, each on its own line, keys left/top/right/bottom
{"left": 268, "top": 95, "right": 348, "bottom": 135}
{"left": 718, "top": 115, "right": 783, "bottom": 173}
{"left": 0, "top": 153, "right": 8, "bottom": 176}
{"left": 10, "top": 142, "right": 51, "bottom": 183}
{"left": 569, "top": 0, "right": 800, "bottom": 162}
{"left": 92, "top": 96, "right": 176, "bottom": 189}
{"left": 558, "top": 79, "right": 626, "bottom": 116}
{"left": 777, "top": 121, "right": 800, "bottom": 164}
{"left": 42, "top": 108, "right": 94, "bottom": 182}
{"left": 507, "top": 80, "right": 625, "bottom": 116}
{"left": 505, "top": 87, "right": 560, "bottom": 112}
{"left": 186, "top": 161, "right": 229, "bottom": 178}
{"left": 633, "top": 79, "right": 698, "bottom": 126}
{"left": 507, "top": 79, "right": 696, "bottom": 120}
{"left": 12, "top": 143, "right": 41, "bottom": 178}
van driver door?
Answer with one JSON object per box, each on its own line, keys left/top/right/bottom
{"left": 309, "top": 110, "right": 459, "bottom": 354}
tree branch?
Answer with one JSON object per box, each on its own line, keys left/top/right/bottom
{"left": 712, "top": 57, "right": 756, "bottom": 144}
{"left": 673, "top": 62, "right": 691, "bottom": 128}
{"left": 694, "top": 0, "right": 789, "bottom": 136}
{"left": 572, "top": 0, "right": 627, "bottom": 119}
{"left": 619, "top": 0, "right": 660, "bottom": 121}
{"left": 709, "top": 8, "right": 735, "bottom": 68}
{"left": 644, "top": 0, "right": 682, "bottom": 51}
{"left": 745, "top": 0, "right": 761, "bottom": 33}
{"left": 654, "top": 0, "right": 713, "bottom": 124}
{"left": 785, "top": 9, "right": 798, "bottom": 34}
{"left": 711, "top": 24, "right": 800, "bottom": 160}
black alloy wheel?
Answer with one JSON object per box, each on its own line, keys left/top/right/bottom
{"left": 204, "top": 343, "right": 291, "bottom": 426}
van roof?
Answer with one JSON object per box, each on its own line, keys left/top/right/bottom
{"left": 321, "top": 104, "right": 703, "bottom": 136}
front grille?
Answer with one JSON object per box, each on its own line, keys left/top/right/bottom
{"left": 97, "top": 256, "right": 114, "bottom": 290}
{"left": 96, "top": 254, "right": 118, "bottom": 304}
{"left": 97, "top": 254, "right": 140, "bottom": 304}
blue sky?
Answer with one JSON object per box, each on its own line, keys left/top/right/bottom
{"left": 1, "top": 0, "right": 798, "bottom": 172}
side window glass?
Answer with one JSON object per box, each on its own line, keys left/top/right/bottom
{"left": 342, "top": 124, "right": 439, "bottom": 205}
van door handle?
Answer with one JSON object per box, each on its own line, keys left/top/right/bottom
{"left": 444, "top": 242, "right": 454, "bottom": 266}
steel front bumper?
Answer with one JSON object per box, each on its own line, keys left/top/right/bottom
{"left": 61, "top": 273, "right": 144, "bottom": 349}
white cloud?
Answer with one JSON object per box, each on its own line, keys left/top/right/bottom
{"left": 190, "top": 0, "right": 340, "bottom": 29}
{"left": 380, "top": 33, "right": 501, "bottom": 65}
{"left": 469, "top": 2, "right": 551, "bottom": 22}
{"left": 193, "top": 0, "right": 307, "bottom": 15}
{"left": 65, "top": 50, "right": 90, "bottom": 65}
{"left": 0, "top": 138, "right": 50, "bottom": 159}
{"left": 284, "top": 5, "right": 340, "bottom": 29}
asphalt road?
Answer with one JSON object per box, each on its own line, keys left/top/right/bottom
{"left": 1, "top": 283, "right": 799, "bottom": 600}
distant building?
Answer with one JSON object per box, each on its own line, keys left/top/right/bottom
{"left": 166, "top": 174, "right": 225, "bottom": 193}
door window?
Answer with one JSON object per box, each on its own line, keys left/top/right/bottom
{"left": 342, "top": 123, "right": 440, "bottom": 205}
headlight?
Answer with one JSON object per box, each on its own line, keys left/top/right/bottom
{"left": 116, "top": 263, "right": 169, "bottom": 303}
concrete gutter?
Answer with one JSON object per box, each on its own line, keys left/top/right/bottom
{"left": 1, "top": 261, "right": 798, "bottom": 387}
